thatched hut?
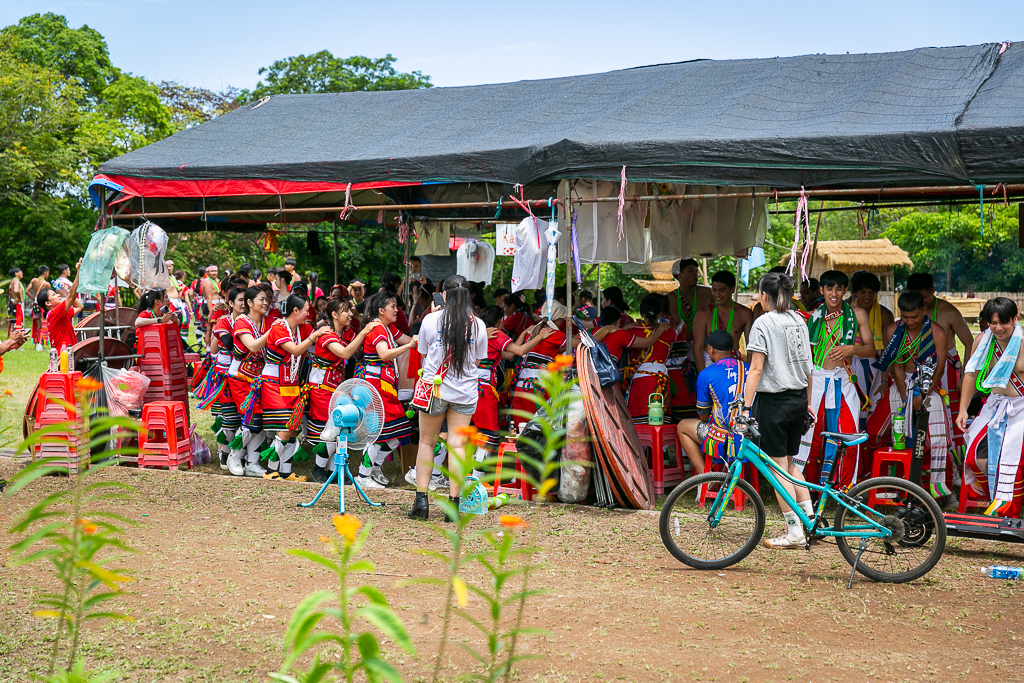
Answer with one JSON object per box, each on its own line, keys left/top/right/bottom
{"left": 784, "top": 238, "right": 912, "bottom": 310}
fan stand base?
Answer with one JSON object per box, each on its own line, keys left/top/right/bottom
{"left": 297, "top": 441, "right": 384, "bottom": 513}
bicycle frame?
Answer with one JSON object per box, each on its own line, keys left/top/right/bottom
{"left": 706, "top": 434, "right": 894, "bottom": 540}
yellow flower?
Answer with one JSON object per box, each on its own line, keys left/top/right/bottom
{"left": 332, "top": 514, "right": 362, "bottom": 544}
{"left": 75, "top": 377, "right": 104, "bottom": 393}
{"left": 537, "top": 478, "right": 557, "bottom": 497}
{"left": 318, "top": 535, "right": 331, "bottom": 544}
{"left": 500, "top": 515, "right": 528, "bottom": 529}
{"left": 452, "top": 576, "right": 468, "bottom": 608}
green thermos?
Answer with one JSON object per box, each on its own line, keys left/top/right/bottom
{"left": 648, "top": 393, "right": 665, "bottom": 426}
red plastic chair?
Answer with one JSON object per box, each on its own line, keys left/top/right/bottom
{"left": 634, "top": 424, "right": 685, "bottom": 494}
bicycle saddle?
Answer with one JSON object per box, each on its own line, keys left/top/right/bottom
{"left": 820, "top": 431, "right": 868, "bottom": 446}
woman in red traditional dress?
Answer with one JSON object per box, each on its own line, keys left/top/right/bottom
{"left": 354, "top": 290, "right": 417, "bottom": 489}
{"left": 623, "top": 294, "right": 677, "bottom": 424}
{"left": 510, "top": 301, "right": 576, "bottom": 432}
{"left": 207, "top": 287, "right": 246, "bottom": 470}
{"left": 307, "top": 299, "right": 375, "bottom": 483}
{"left": 259, "top": 293, "right": 326, "bottom": 481}
{"left": 225, "top": 286, "right": 272, "bottom": 478}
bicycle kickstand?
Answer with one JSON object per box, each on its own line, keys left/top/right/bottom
{"left": 846, "top": 538, "right": 868, "bottom": 590}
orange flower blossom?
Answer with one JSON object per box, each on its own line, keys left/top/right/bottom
{"left": 454, "top": 425, "right": 478, "bottom": 439}
{"left": 75, "top": 377, "right": 104, "bottom": 393}
{"left": 500, "top": 515, "right": 529, "bottom": 529}
{"left": 546, "top": 354, "right": 574, "bottom": 373}
{"left": 332, "top": 514, "right": 362, "bottom": 544}
{"left": 77, "top": 518, "right": 98, "bottom": 535}
{"left": 2, "top": 389, "right": 12, "bottom": 396}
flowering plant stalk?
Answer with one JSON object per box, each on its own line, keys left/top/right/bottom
{"left": 274, "top": 514, "right": 415, "bottom": 683}
{"left": 5, "top": 379, "right": 140, "bottom": 677}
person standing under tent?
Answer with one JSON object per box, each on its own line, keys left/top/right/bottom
{"left": 600, "top": 287, "right": 633, "bottom": 325}
{"left": 225, "top": 286, "right": 273, "bottom": 478}
{"left": 751, "top": 266, "right": 807, "bottom": 322}
{"left": 847, "top": 270, "right": 895, "bottom": 429}
{"left": 38, "top": 260, "right": 83, "bottom": 355}
{"left": 7, "top": 268, "right": 24, "bottom": 336}
{"left": 957, "top": 297, "right": 1024, "bottom": 517}
{"left": 796, "top": 270, "right": 874, "bottom": 489}
{"left": 26, "top": 266, "right": 50, "bottom": 350}
{"left": 259, "top": 294, "right": 328, "bottom": 482}
{"left": 500, "top": 293, "right": 534, "bottom": 340}
{"left": 742, "top": 271, "right": 815, "bottom": 550}
{"left": 509, "top": 301, "right": 574, "bottom": 433}
{"left": 866, "top": 290, "right": 952, "bottom": 503}
{"left": 207, "top": 287, "right": 246, "bottom": 471}
{"left": 667, "top": 258, "right": 713, "bottom": 343}
{"left": 907, "top": 272, "right": 975, "bottom": 474}
{"left": 799, "top": 278, "right": 824, "bottom": 313}
{"left": 676, "top": 331, "right": 747, "bottom": 475}
{"left": 307, "top": 299, "right": 375, "bottom": 484}
{"left": 408, "top": 275, "right": 488, "bottom": 521}
{"left": 354, "top": 290, "right": 417, "bottom": 489}
{"left": 692, "top": 271, "right": 752, "bottom": 373}
{"left": 621, "top": 294, "right": 678, "bottom": 424}
{"left": 200, "top": 265, "right": 221, "bottom": 348}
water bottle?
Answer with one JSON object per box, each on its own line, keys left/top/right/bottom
{"left": 67, "top": 349, "right": 74, "bottom": 373}
{"left": 893, "top": 415, "right": 906, "bottom": 450}
{"left": 982, "top": 565, "right": 1024, "bottom": 580}
{"left": 48, "top": 347, "right": 58, "bottom": 373}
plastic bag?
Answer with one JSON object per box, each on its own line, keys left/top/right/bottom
{"left": 190, "top": 425, "right": 211, "bottom": 466}
{"left": 79, "top": 227, "right": 130, "bottom": 297}
{"left": 559, "top": 384, "right": 592, "bottom": 503}
{"left": 516, "top": 406, "right": 562, "bottom": 492}
{"left": 127, "top": 221, "right": 174, "bottom": 291}
{"left": 101, "top": 364, "right": 151, "bottom": 416}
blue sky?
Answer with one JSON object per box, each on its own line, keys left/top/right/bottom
{"left": 3, "top": 1, "right": 1023, "bottom": 92}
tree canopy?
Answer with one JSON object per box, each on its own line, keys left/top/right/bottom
{"left": 239, "top": 51, "right": 432, "bottom": 101}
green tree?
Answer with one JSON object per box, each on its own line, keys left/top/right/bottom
{"left": 158, "top": 81, "right": 239, "bottom": 131}
{"left": 240, "top": 50, "right": 432, "bottom": 101}
{"left": 883, "top": 204, "right": 1024, "bottom": 291}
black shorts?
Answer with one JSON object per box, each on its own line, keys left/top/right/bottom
{"left": 752, "top": 388, "right": 807, "bottom": 459}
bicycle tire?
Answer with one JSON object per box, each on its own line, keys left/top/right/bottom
{"left": 659, "top": 472, "right": 766, "bottom": 570}
{"left": 833, "top": 476, "right": 946, "bottom": 584}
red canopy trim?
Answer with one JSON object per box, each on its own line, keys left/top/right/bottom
{"left": 90, "top": 174, "right": 420, "bottom": 202}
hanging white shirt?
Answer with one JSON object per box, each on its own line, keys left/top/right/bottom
{"left": 511, "top": 216, "right": 546, "bottom": 292}
{"left": 456, "top": 239, "right": 495, "bottom": 285}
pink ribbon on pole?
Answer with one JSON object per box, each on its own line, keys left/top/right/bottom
{"left": 617, "top": 165, "right": 627, "bottom": 242}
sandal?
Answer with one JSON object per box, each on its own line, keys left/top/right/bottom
{"left": 281, "top": 473, "right": 308, "bottom": 482}
{"left": 262, "top": 472, "right": 281, "bottom": 480}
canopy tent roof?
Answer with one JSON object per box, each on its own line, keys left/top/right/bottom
{"left": 92, "top": 42, "right": 1024, "bottom": 225}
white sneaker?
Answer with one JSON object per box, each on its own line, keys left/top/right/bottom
{"left": 227, "top": 454, "right": 244, "bottom": 477}
{"left": 219, "top": 449, "right": 229, "bottom": 471}
{"left": 762, "top": 534, "right": 806, "bottom": 550}
{"left": 35, "top": 343, "right": 43, "bottom": 351}
{"left": 430, "top": 473, "right": 449, "bottom": 492}
{"left": 244, "top": 462, "right": 267, "bottom": 478}
{"left": 370, "top": 465, "right": 389, "bottom": 487}
{"left": 354, "top": 475, "right": 384, "bottom": 490}
{"left": 403, "top": 468, "right": 447, "bottom": 492}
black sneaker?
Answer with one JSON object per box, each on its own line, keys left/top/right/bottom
{"left": 310, "top": 465, "right": 329, "bottom": 484}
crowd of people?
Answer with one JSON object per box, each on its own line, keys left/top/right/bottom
{"left": 12, "top": 250, "right": 1024, "bottom": 527}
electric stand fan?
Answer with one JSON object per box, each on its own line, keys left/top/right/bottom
{"left": 298, "top": 379, "right": 385, "bottom": 513}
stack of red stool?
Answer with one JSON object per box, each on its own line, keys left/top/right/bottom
{"left": 137, "top": 323, "right": 190, "bottom": 420}
{"left": 634, "top": 424, "right": 686, "bottom": 494}
{"left": 492, "top": 441, "right": 535, "bottom": 501}
{"left": 698, "top": 456, "right": 760, "bottom": 512}
{"left": 139, "top": 400, "right": 192, "bottom": 470}
{"left": 33, "top": 371, "right": 90, "bottom": 474}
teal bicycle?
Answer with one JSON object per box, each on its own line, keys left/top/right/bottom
{"left": 659, "top": 398, "right": 946, "bottom": 586}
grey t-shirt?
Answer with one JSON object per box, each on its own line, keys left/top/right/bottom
{"left": 746, "top": 310, "right": 812, "bottom": 393}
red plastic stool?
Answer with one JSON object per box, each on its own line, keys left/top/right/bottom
{"left": 35, "top": 371, "right": 84, "bottom": 424}
{"left": 139, "top": 401, "right": 191, "bottom": 470}
{"left": 493, "top": 441, "right": 533, "bottom": 501}
{"left": 635, "top": 424, "right": 685, "bottom": 494}
{"left": 698, "top": 456, "right": 759, "bottom": 512}
{"left": 958, "top": 464, "right": 991, "bottom": 513}
{"left": 868, "top": 448, "right": 913, "bottom": 505}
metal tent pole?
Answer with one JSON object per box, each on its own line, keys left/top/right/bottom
{"left": 332, "top": 221, "right": 339, "bottom": 287}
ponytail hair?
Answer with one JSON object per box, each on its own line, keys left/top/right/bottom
{"left": 284, "top": 293, "right": 308, "bottom": 317}
{"left": 320, "top": 298, "right": 351, "bottom": 328}
{"left": 439, "top": 275, "right": 475, "bottom": 377}
{"left": 136, "top": 289, "right": 165, "bottom": 314}
{"left": 363, "top": 290, "right": 397, "bottom": 327}
{"left": 758, "top": 272, "right": 794, "bottom": 313}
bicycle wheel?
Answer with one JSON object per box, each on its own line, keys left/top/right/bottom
{"left": 833, "top": 476, "right": 946, "bottom": 584}
{"left": 659, "top": 472, "right": 765, "bottom": 570}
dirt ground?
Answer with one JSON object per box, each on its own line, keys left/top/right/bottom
{"left": 2, "top": 456, "right": 1024, "bottom": 683}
